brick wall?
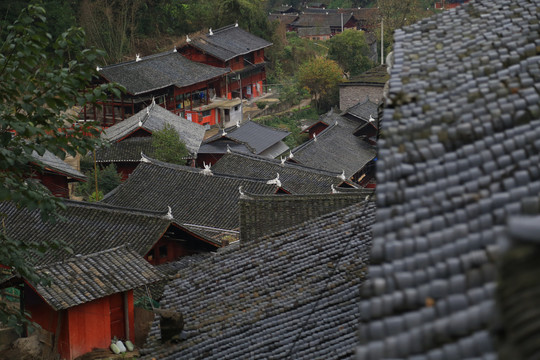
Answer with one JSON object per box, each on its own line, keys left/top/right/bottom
{"left": 339, "top": 85, "right": 384, "bottom": 111}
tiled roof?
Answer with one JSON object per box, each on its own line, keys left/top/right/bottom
{"left": 200, "top": 121, "right": 290, "bottom": 156}
{"left": 96, "top": 136, "right": 155, "bottom": 163}
{"left": 100, "top": 103, "right": 205, "bottom": 156}
{"left": 33, "top": 246, "right": 163, "bottom": 311}
{"left": 297, "top": 26, "right": 332, "bottom": 36}
{"left": 291, "top": 117, "right": 376, "bottom": 178}
{"left": 101, "top": 157, "right": 278, "bottom": 245}
{"left": 239, "top": 191, "right": 373, "bottom": 241}
{"left": 141, "top": 201, "right": 375, "bottom": 359}
{"left": 291, "top": 13, "right": 353, "bottom": 28}
{"left": 98, "top": 50, "right": 230, "bottom": 95}
{"left": 496, "top": 209, "right": 540, "bottom": 358}
{"left": 31, "top": 150, "right": 86, "bottom": 181}
{"left": 338, "top": 8, "right": 379, "bottom": 22}
{"left": 342, "top": 98, "right": 379, "bottom": 123}
{"left": 341, "top": 65, "right": 389, "bottom": 86}
{"left": 0, "top": 200, "right": 172, "bottom": 266}
{"left": 212, "top": 151, "right": 358, "bottom": 194}
{"left": 356, "top": 0, "right": 540, "bottom": 358}
{"left": 186, "top": 25, "right": 273, "bottom": 62}
{"left": 268, "top": 13, "right": 300, "bottom": 25}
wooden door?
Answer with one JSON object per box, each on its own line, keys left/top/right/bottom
{"left": 109, "top": 293, "right": 125, "bottom": 339}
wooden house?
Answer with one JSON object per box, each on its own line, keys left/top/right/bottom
{"left": 0, "top": 199, "right": 221, "bottom": 359}
{"left": 290, "top": 113, "right": 376, "bottom": 185}
{"left": 95, "top": 102, "right": 205, "bottom": 179}
{"left": 341, "top": 97, "right": 379, "bottom": 143}
{"left": 212, "top": 150, "right": 359, "bottom": 194}
{"left": 101, "top": 156, "right": 280, "bottom": 245}
{"left": 290, "top": 13, "right": 356, "bottom": 35}
{"left": 24, "top": 247, "right": 161, "bottom": 360}
{"left": 297, "top": 26, "right": 332, "bottom": 40}
{"left": 179, "top": 24, "right": 273, "bottom": 101}
{"left": 268, "top": 13, "right": 300, "bottom": 32}
{"left": 338, "top": 8, "right": 379, "bottom": 31}
{"left": 30, "top": 150, "right": 86, "bottom": 199}
{"left": 83, "top": 50, "right": 230, "bottom": 127}
{"left": 197, "top": 121, "right": 290, "bottom": 166}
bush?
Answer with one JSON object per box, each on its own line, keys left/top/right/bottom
{"left": 258, "top": 107, "right": 317, "bottom": 148}
{"left": 76, "top": 160, "right": 122, "bottom": 200}
{"left": 256, "top": 101, "right": 267, "bottom": 110}
{"left": 152, "top": 124, "right": 189, "bottom": 165}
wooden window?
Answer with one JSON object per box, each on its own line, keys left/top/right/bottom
{"left": 159, "top": 246, "right": 168, "bottom": 258}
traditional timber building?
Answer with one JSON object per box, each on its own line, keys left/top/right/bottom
{"left": 179, "top": 24, "right": 273, "bottom": 101}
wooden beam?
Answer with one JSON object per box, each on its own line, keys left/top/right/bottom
{"left": 123, "top": 292, "right": 130, "bottom": 341}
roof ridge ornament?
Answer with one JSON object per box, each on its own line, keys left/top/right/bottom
{"left": 313, "top": 133, "right": 317, "bottom": 142}
{"left": 266, "top": 173, "right": 281, "bottom": 188}
{"left": 173, "top": 46, "right": 177, "bottom": 52}
{"left": 222, "top": 128, "right": 227, "bottom": 137}
{"left": 235, "top": 21, "right": 239, "bottom": 27}
{"left": 369, "top": 114, "right": 375, "bottom": 122}
{"left": 331, "top": 184, "right": 339, "bottom": 194}
{"left": 136, "top": 53, "right": 141, "bottom": 62}
{"left": 280, "top": 156, "right": 286, "bottom": 166}
{"left": 236, "top": 119, "right": 241, "bottom": 128}
{"left": 186, "top": 35, "right": 191, "bottom": 43}
{"left": 209, "top": 28, "right": 213, "bottom": 36}
{"left": 288, "top": 150, "right": 294, "bottom": 159}
{"left": 339, "top": 170, "right": 346, "bottom": 181}
{"left": 226, "top": 144, "right": 232, "bottom": 154}
{"left": 140, "top": 152, "right": 151, "bottom": 163}
{"left": 165, "top": 206, "right": 173, "bottom": 220}
{"left": 201, "top": 162, "right": 213, "bottom": 176}
{"left": 96, "top": 66, "right": 102, "bottom": 72}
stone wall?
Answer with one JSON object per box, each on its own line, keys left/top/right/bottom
{"left": 339, "top": 85, "right": 384, "bottom": 111}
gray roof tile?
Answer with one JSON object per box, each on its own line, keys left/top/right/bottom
{"left": 34, "top": 246, "right": 163, "bottom": 310}
{"left": 0, "top": 200, "right": 172, "bottom": 266}
{"left": 98, "top": 50, "right": 229, "bottom": 95}
{"left": 185, "top": 25, "right": 272, "bottom": 62}
{"left": 357, "top": 0, "right": 540, "bottom": 358}
{"left": 141, "top": 201, "right": 375, "bottom": 359}
{"left": 102, "top": 157, "right": 277, "bottom": 245}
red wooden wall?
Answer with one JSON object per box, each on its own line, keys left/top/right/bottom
{"left": 25, "top": 285, "right": 134, "bottom": 360}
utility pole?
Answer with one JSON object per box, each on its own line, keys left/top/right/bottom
{"left": 381, "top": 19, "right": 384, "bottom": 65}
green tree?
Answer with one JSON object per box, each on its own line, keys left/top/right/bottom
{"left": 297, "top": 57, "right": 343, "bottom": 110}
{"left": 328, "top": 29, "right": 373, "bottom": 76}
{"left": 0, "top": 5, "right": 119, "bottom": 325}
{"left": 151, "top": 124, "right": 189, "bottom": 165}
{"left": 216, "top": 0, "right": 270, "bottom": 39}
{"left": 77, "top": 159, "right": 122, "bottom": 201}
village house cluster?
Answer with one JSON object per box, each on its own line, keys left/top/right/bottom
{"left": 0, "top": 18, "right": 380, "bottom": 360}
{"left": 1, "top": 0, "right": 539, "bottom": 359}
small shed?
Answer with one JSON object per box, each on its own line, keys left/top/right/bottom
{"left": 24, "top": 246, "right": 162, "bottom": 360}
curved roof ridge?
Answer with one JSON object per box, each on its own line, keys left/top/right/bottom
{"left": 222, "top": 149, "right": 345, "bottom": 177}
{"left": 291, "top": 121, "right": 339, "bottom": 153}
{"left": 64, "top": 199, "right": 170, "bottom": 219}
{"left": 137, "top": 155, "right": 271, "bottom": 184}
{"left": 99, "top": 49, "right": 177, "bottom": 70}
{"left": 34, "top": 244, "right": 133, "bottom": 269}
